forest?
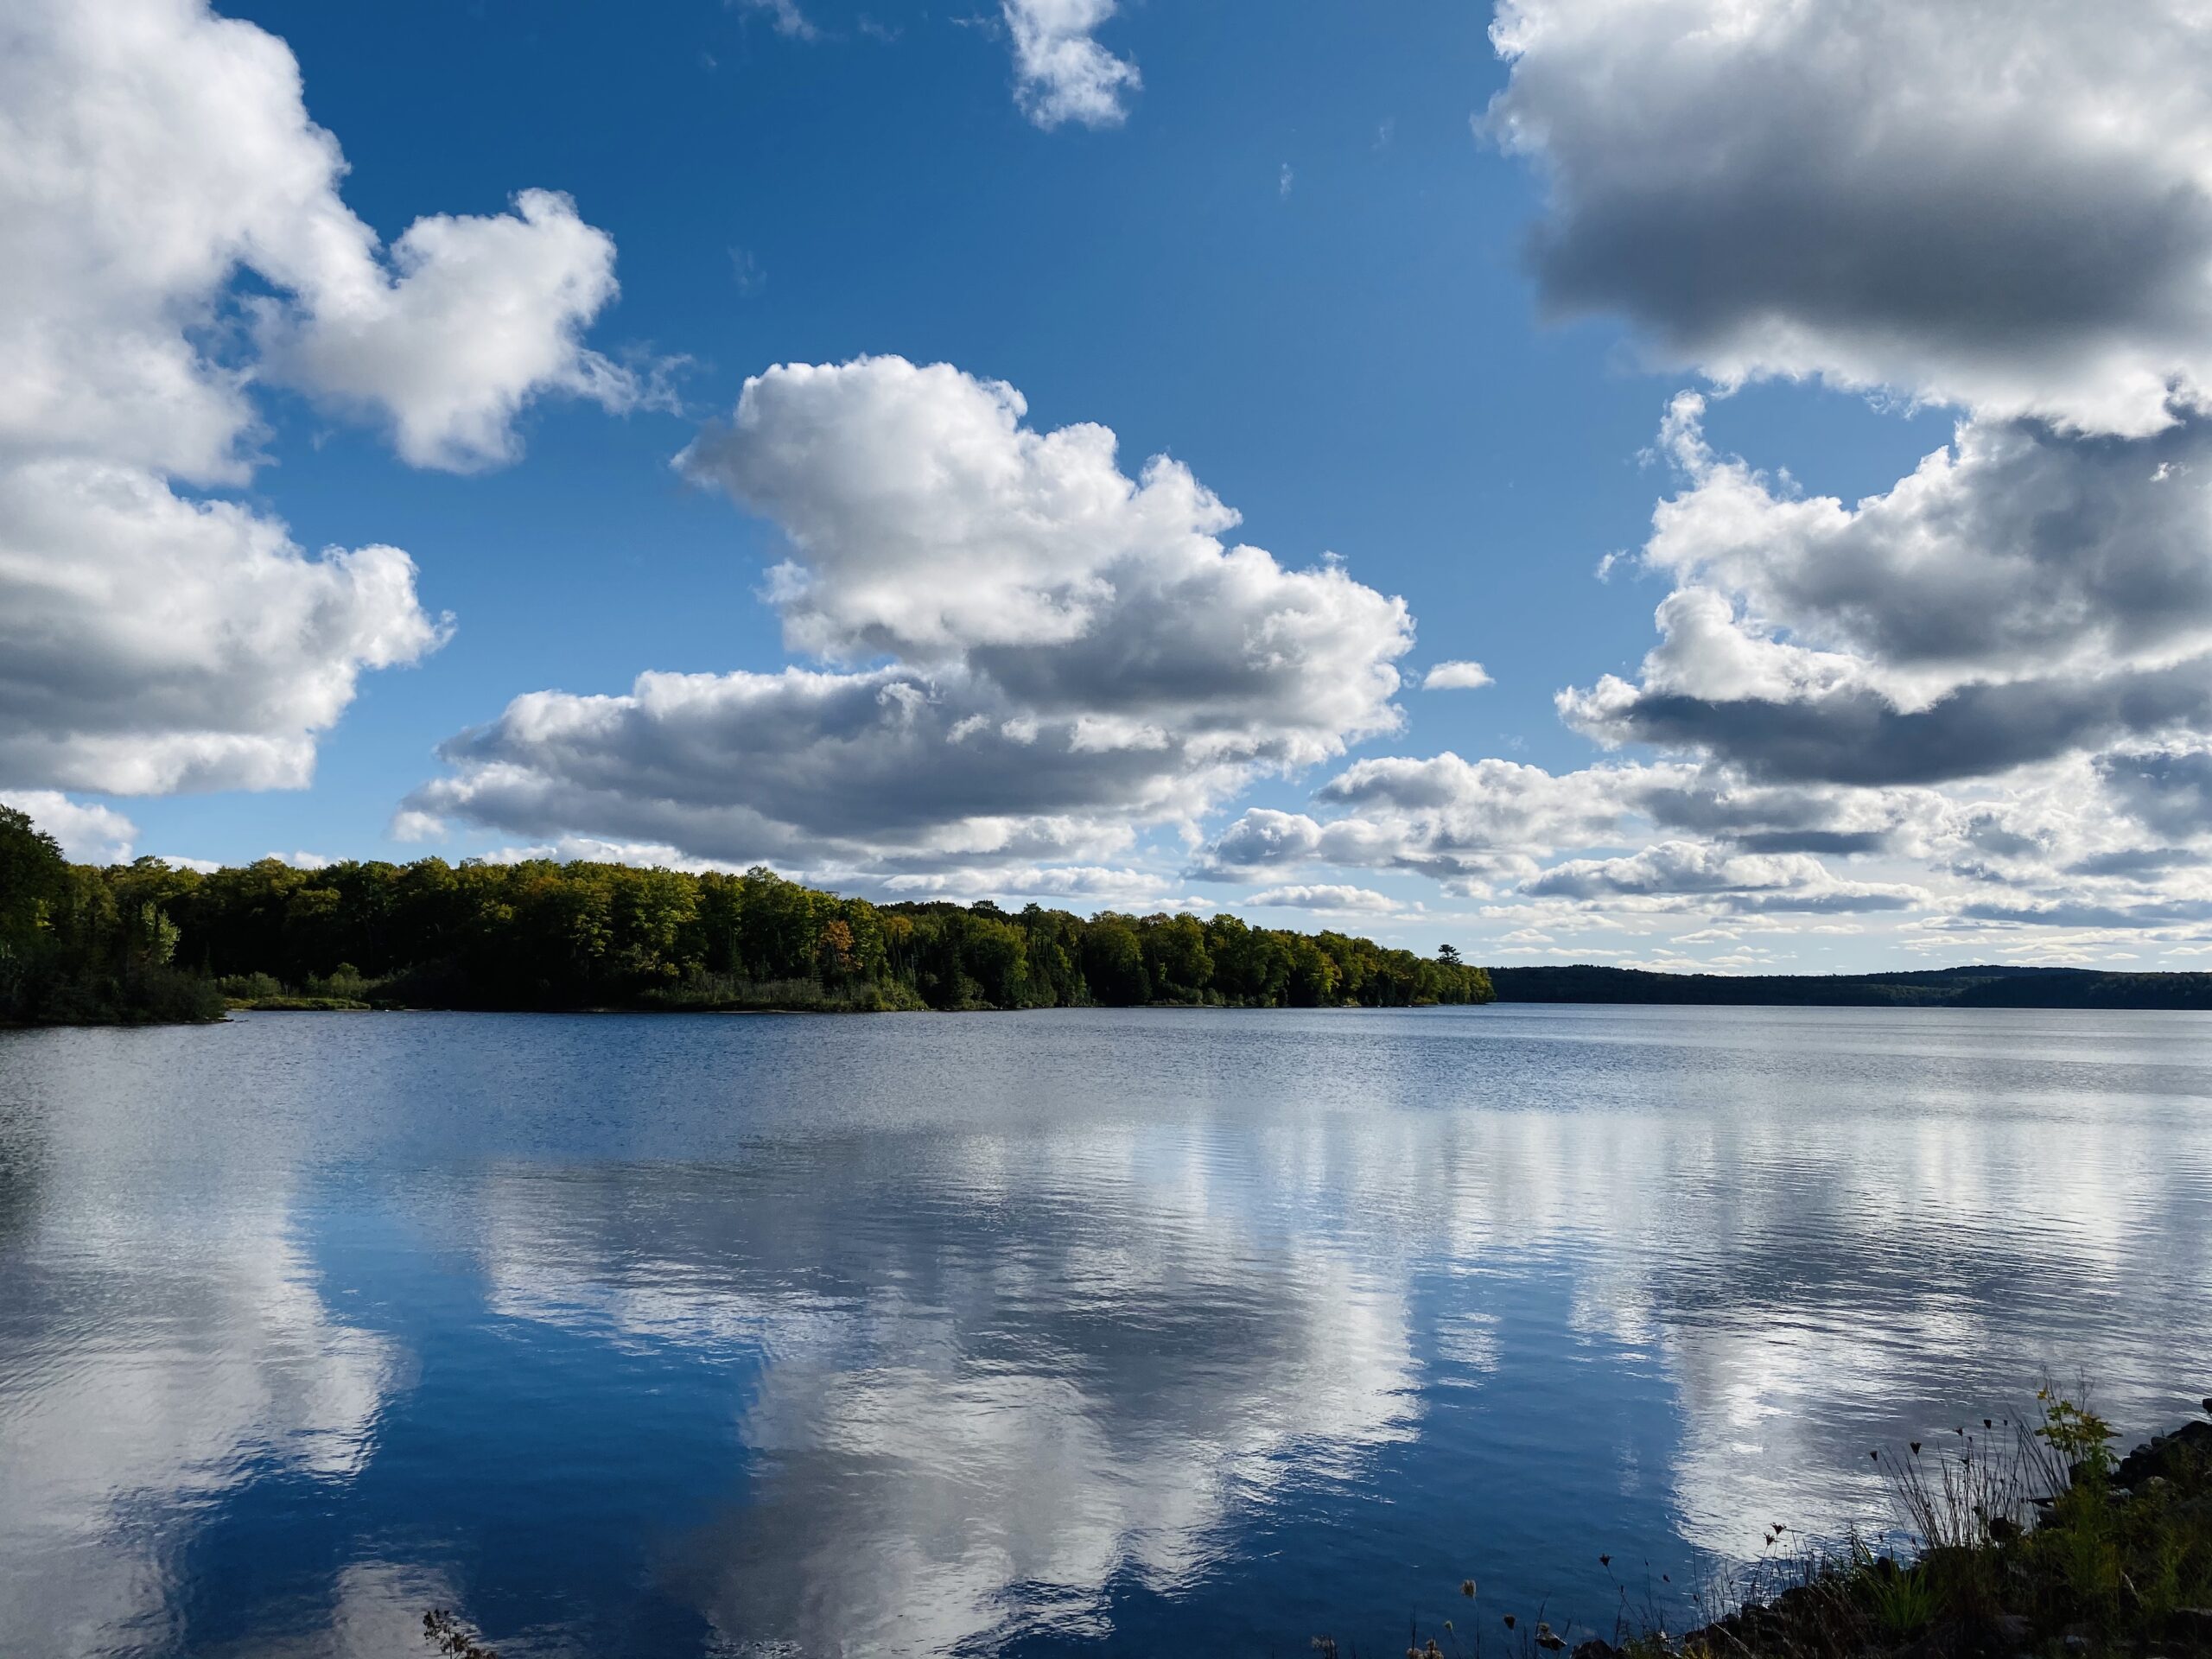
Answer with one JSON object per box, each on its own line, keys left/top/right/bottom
{"left": 1487, "top": 963, "right": 2212, "bottom": 1008}
{"left": 0, "top": 806, "right": 1493, "bottom": 1025}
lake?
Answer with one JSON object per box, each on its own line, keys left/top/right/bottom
{"left": 3, "top": 1005, "right": 2209, "bottom": 1657}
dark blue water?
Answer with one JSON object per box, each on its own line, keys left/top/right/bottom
{"left": 3, "top": 1006, "right": 2209, "bottom": 1657}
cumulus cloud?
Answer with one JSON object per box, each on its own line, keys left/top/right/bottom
{"left": 0, "top": 461, "right": 445, "bottom": 795}
{"left": 259, "top": 189, "right": 639, "bottom": 473}
{"left": 1644, "top": 397, "right": 2212, "bottom": 683}
{"left": 0, "top": 0, "right": 636, "bottom": 809}
{"left": 3, "top": 0, "right": 636, "bottom": 481}
{"left": 1558, "top": 400, "right": 2212, "bottom": 787}
{"left": 1486, "top": 0, "right": 2212, "bottom": 437}
{"left": 1193, "top": 755, "right": 1683, "bottom": 887}
{"left": 1192, "top": 753, "right": 1947, "bottom": 921}
{"left": 387, "top": 808, "right": 448, "bottom": 844}
{"left": 1001, "top": 0, "right": 1140, "bottom": 130}
{"left": 2096, "top": 749, "right": 2212, "bottom": 842}
{"left": 1226, "top": 736, "right": 2212, "bottom": 950}
{"left": 1422, "top": 660, "right": 1495, "bottom": 691}
{"left": 1165, "top": 0, "right": 2212, "bottom": 958}
{"left": 149, "top": 854, "right": 223, "bottom": 875}
{"left": 1247, "top": 884, "right": 1406, "bottom": 915}
{"left": 0, "top": 791, "right": 137, "bottom": 863}
{"left": 1525, "top": 841, "right": 1924, "bottom": 914}
{"left": 412, "top": 359, "right": 1413, "bottom": 879}
{"left": 874, "top": 863, "right": 1201, "bottom": 908}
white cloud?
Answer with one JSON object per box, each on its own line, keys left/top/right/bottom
{"left": 1247, "top": 884, "right": 1405, "bottom": 915}
{"left": 1193, "top": 754, "right": 1689, "bottom": 888}
{"left": 1485, "top": 0, "right": 2212, "bottom": 803}
{"left": 0, "top": 0, "right": 636, "bottom": 801}
{"left": 1558, "top": 398, "right": 2212, "bottom": 788}
{"left": 260, "top": 189, "right": 639, "bottom": 474}
{"left": 1432, "top": 3, "right": 2212, "bottom": 962}
{"left": 0, "top": 791, "right": 137, "bottom": 863}
{"left": 1525, "top": 841, "right": 1925, "bottom": 914}
{"left": 151, "top": 854, "right": 223, "bottom": 875}
{"left": 734, "top": 0, "right": 819, "bottom": 41}
{"left": 1487, "top": 0, "right": 2212, "bottom": 436}
{"left": 386, "top": 808, "right": 448, "bottom": 844}
{"left": 3, "top": 0, "right": 636, "bottom": 481}
{"left": 1001, "top": 0, "right": 1140, "bottom": 130}
{"left": 415, "top": 359, "right": 1413, "bottom": 878}
{"left": 0, "top": 461, "right": 446, "bottom": 794}
{"left": 1421, "top": 660, "right": 1494, "bottom": 691}
{"left": 874, "top": 863, "right": 1201, "bottom": 908}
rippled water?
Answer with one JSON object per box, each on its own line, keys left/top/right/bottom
{"left": 3, "top": 1006, "right": 2210, "bottom": 1657}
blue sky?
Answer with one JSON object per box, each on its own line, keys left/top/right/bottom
{"left": 9, "top": 0, "right": 2212, "bottom": 971}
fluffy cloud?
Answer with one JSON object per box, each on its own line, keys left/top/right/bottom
{"left": 1525, "top": 842, "right": 1924, "bottom": 914}
{"left": 1193, "top": 753, "right": 1948, "bottom": 915}
{"left": 2097, "top": 749, "right": 2212, "bottom": 842}
{"left": 1421, "top": 660, "right": 1494, "bottom": 690}
{"left": 1448, "top": 0, "right": 2212, "bottom": 959}
{"left": 3, "top": 0, "right": 636, "bottom": 481}
{"left": 1644, "top": 397, "right": 2212, "bottom": 684}
{"left": 0, "top": 461, "right": 444, "bottom": 794}
{"left": 1196, "top": 756, "right": 1684, "bottom": 888}
{"left": 1171, "top": 1, "right": 2212, "bottom": 957}
{"left": 1196, "top": 733, "right": 2212, "bottom": 954}
{"left": 1486, "top": 0, "right": 2212, "bottom": 437}
{"left": 0, "top": 791, "right": 137, "bottom": 863}
{"left": 1001, "top": 0, "right": 1140, "bottom": 130}
{"left": 1558, "top": 399, "right": 2212, "bottom": 787}
{"left": 0, "top": 0, "right": 636, "bottom": 805}
{"left": 412, "top": 358, "right": 1413, "bottom": 880}
{"left": 1247, "top": 884, "right": 1407, "bottom": 915}
{"left": 259, "top": 188, "right": 637, "bottom": 473}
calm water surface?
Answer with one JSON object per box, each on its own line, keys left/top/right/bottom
{"left": 3, "top": 1006, "right": 2209, "bottom": 1657}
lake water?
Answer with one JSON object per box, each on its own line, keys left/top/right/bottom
{"left": 3, "top": 1006, "right": 2210, "bottom": 1658}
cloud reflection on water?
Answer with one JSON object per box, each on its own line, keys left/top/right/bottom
{"left": 480, "top": 1128, "right": 1422, "bottom": 1655}
{"left": 0, "top": 1009, "right": 2209, "bottom": 1657}
{"left": 461, "top": 1014, "right": 2212, "bottom": 1649}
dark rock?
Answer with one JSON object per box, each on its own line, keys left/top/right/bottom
{"left": 1568, "top": 1642, "right": 1619, "bottom": 1659}
{"left": 2113, "top": 1418, "right": 2212, "bottom": 1489}
{"left": 2162, "top": 1606, "right": 2212, "bottom": 1643}
{"left": 1896, "top": 1619, "right": 1966, "bottom": 1659}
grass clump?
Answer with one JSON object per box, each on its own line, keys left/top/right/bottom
{"left": 421, "top": 1610, "right": 497, "bottom": 1657}
{"left": 1377, "top": 1390, "right": 2212, "bottom": 1659}
{"left": 1656, "top": 1389, "right": 2212, "bottom": 1657}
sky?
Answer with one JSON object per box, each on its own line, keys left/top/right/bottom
{"left": 5, "top": 0, "right": 2212, "bottom": 974}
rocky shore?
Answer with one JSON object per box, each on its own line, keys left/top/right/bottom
{"left": 1569, "top": 1400, "right": 2212, "bottom": 1659}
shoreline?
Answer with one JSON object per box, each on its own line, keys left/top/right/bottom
{"left": 1389, "top": 1397, "right": 2212, "bottom": 1659}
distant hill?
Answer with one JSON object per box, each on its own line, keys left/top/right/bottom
{"left": 1484, "top": 963, "right": 2212, "bottom": 1010}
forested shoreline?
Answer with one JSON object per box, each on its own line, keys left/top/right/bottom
{"left": 0, "top": 808, "right": 1492, "bottom": 1025}
{"left": 1489, "top": 963, "right": 2212, "bottom": 1009}
{"left": 22, "top": 798, "right": 2212, "bottom": 1028}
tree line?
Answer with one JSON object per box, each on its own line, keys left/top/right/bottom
{"left": 1486, "top": 963, "right": 2212, "bottom": 1008}
{"left": 0, "top": 807, "right": 1492, "bottom": 1024}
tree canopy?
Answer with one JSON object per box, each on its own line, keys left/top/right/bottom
{"left": 0, "top": 807, "right": 224, "bottom": 1025}
{"left": 0, "top": 830, "right": 1493, "bottom": 1022}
